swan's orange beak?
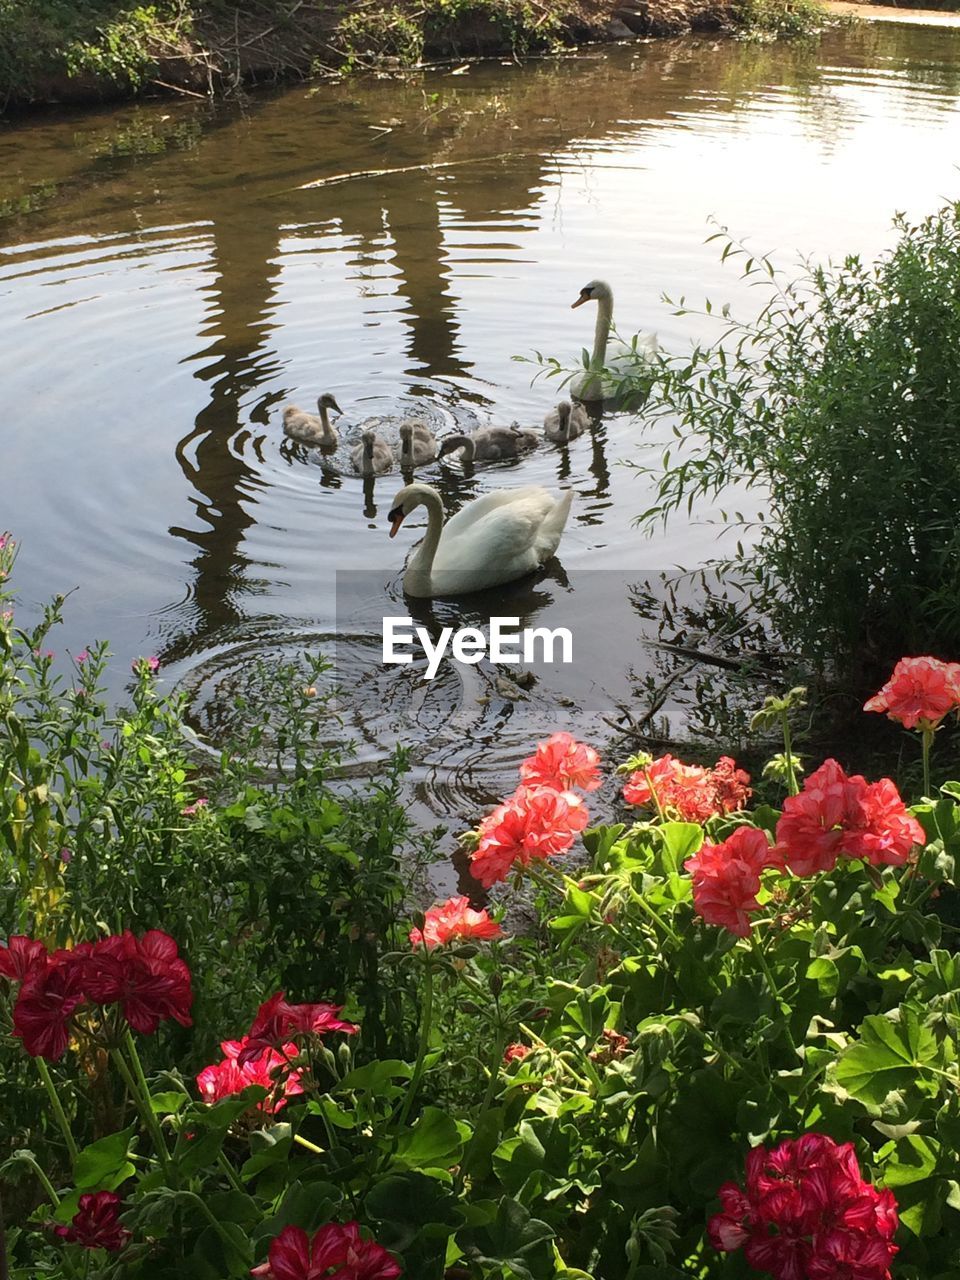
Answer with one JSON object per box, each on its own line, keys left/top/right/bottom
{"left": 388, "top": 507, "right": 406, "bottom": 538}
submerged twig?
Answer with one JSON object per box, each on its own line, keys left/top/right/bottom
{"left": 299, "top": 151, "right": 531, "bottom": 188}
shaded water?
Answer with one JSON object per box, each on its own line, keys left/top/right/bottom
{"left": 2, "top": 25, "right": 960, "bottom": 867}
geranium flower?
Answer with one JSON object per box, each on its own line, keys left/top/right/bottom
{"left": 12, "top": 949, "right": 89, "bottom": 1060}
{"left": 83, "top": 930, "right": 193, "bottom": 1034}
{"left": 54, "top": 1191, "right": 131, "bottom": 1252}
{"left": 409, "top": 896, "right": 503, "bottom": 949}
{"left": 774, "top": 760, "right": 924, "bottom": 875}
{"left": 864, "top": 655, "right": 960, "bottom": 730}
{"left": 519, "top": 732, "right": 602, "bottom": 793}
{"left": 196, "top": 1038, "right": 303, "bottom": 1114}
{"left": 238, "top": 992, "right": 358, "bottom": 1068}
{"left": 623, "top": 754, "right": 751, "bottom": 823}
{"left": 684, "top": 826, "right": 779, "bottom": 938}
{"left": 251, "top": 1221, "right": 401, "bottom": 1280}
{"left": 0, "top": 935, "right": 48, "bottom": 983}
{"left": 709, "top": 1134, "right": 898, "bottom": 1280}
{"left": 469, "top": 785, "right": 589, "bottom": 888}
{"left": 504, "top": 1042, "right": 531, "bottom": 1063}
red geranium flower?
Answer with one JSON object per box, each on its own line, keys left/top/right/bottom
{"left": 0, "top": 935, "right": 48, "bottom": 983}
{"left": 12, "top": 949, "right": 89, "bottom": 1060}
{"left": 864, "top": 655, "right": 960, "bottom": 730}
{"left": 504, "top": 1042, "right": 531, "bottom": 1063}
{"left": 709, "top": 1134, "right": 898, "bottom": 1280}
{"left": 469, "top": 785, "right": 589, "bottom": 888}
{"left": 684, "top": 826, "right": 779, "bottom": 938}
{"left": 54, "top": 1191, "right": 131, "bottom": 1252}
{"left": 196, "top": 1038, "right": 304, "bottom": 1114}
{"left": 83, "top": 930, "right": 193, "bottom": 1034}
{"left": 842, "top": 778, "right": 925, "bottom": 868}
{"left": 250, "top": 1221, "right": 401, "bottom": 1280}
{"left": 623, "top": 754, "right": 751, "bottom": 823}
{"left": 409, "top": 896, "right": 503, "bottom": 949}
{"left": 238, "top": 992, "right": 358, "bottom": 1068}
{"left": 519, "top": 732, "right": 602, "bottom": 793}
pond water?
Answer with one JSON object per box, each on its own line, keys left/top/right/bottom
{"left": 2, "top": 24, "right": 960, "bottom": 868}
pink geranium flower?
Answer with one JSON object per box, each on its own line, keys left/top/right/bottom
{"left": 469, "top": 785, "right": 589, "bottom": 888}
{"left": 251, "top": 1222, "right": 401, "bottom": 1280}
{"left": 864, "top": 655, "right": 960, "bottom": 730}
{"left": 623, "top": 755, "right": 750, "bottom": 823}
{"left": 409, "top": 896, "right": 503, "bottom": 949}
{"left": 238, "top": 991, "right": 358, "bottom": 1068}
{"left": 196, "top": 1038, "right": 303, "bottom": 1114}
{"left": 684, "top": 826, "right": 780, "bottom": 938}
{"left": 519, "top": 732, "right": 602, "bottom": 793}
{"left": 54, "top": 1191, "right": 131, "bottom": 1252}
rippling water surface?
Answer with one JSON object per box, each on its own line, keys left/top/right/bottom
{"left": 3, "top": 25, "right": 960, "bottom": 866}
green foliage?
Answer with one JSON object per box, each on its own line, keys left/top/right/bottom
{"left": 621, "top": 201, "right": 960, "bottom": 693}
{"left": 730, "top": 0, "right": 826, "bottom": 40}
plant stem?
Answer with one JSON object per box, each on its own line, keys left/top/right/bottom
{"left": 21, "top": 1152, "right": 60, "bottom": 1207}
{"left": 397, "top": 955, "right": 434, "bottom": 1129}
{"left": 35, "top": 1057, "right": 79, "bottom": 1167}
{"left": 922, "top": 726, "right": 933, "bottom": 799}
{"left": 112, "top": 1038, "right": 172, "bottom": 1176}
{"left": 750, "top": 932, "right": 799, "bottom": 1059}
{"left": 780, "top": 709, "right": 799, "bottom": 796}
{"left": 642, "top": 768, "right": 668, "bottom": 822}
{"left": 629, "top": 886, "right": 682, "bottom": 947}
{"left": 0, "top": 1185, "right": 8, "bottom": 1280}
{"left": 292, "top": 1132, "right": 325, "bottom": 1155}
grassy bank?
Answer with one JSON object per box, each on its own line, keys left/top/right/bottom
{"left": 0, "top": 0, "right": 827, "bottom": 110}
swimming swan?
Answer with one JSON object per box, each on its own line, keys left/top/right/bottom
{"left": 543, "top": 400, "right": 588, "bottom": 443}
{"left": 351, "top": 428, "right": 393, "bottom": 476}
{"left": 387, "top": 482, "right": 573, "bottom": 597}
{"left": 439, "top": 426, "right": 539, "bottom": 462}
{"left": 283, "top": 393, "right": 343, "bottom": 448}
{"left": 570, "top": 280, "right": 658, "bottom": 401}
{"left": 397, "top": 421, "right": 438, "bottom": 467}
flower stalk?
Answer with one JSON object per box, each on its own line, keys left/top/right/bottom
{"left": 397, "top": 951, "right": 434, "bottom": 1130}
{"left": 35, "top": 1056, "right": 79, "bottom": 1167}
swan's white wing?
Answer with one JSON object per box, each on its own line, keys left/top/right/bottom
{"left": 441, "top": 486, "right": 555, "bottom": 539}
{"left": 434, "top": 489, "right": 570, "bottom": 575}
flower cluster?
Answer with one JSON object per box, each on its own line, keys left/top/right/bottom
{"left": 409, "top": 896, "right": 503, "bottom": 949}
{"left": 623, "top": 754, "right": 751, "bottom": 823}
{"left": 774, "top": 759, "right": 924, "bottom": 876}
{"left": 709, "top": 1133, "right": 898, "bottom": 1280}
{"left": 252, "top": 1222, "right": 401, "bottom": 1280}
{"left": 1, "top": 930, "right": 192, "bottom": 1060}
{"left": 54, "top": 1191, "right": 131, "bottom": 1252}
{"left": 685, "top": 827, "right": 782, "bottom": 938}
{"left": 196, "top": 1038, "right": 304, "bottom": 1114}
{"left": 237, "top": 991, "right": 358, "bottom": 1069}
{"left": 864, "top": 655, "right": 960, "bottom": 730}
{"left": 468, "top": 734, "right": 600, "bottom": 888}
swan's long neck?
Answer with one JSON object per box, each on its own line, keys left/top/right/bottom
{"left": 319, "top": 406, "right": 333, "bottom": 432}
{"left": 592, "top": 293, "right": 613, "bottom": 369}
{"left": 407, "top": 489, "right": 445, "bottom": 592}
{"left": 447, "top": 434, "right": 474, "bottom": 461}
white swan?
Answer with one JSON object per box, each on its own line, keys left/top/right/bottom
{"left": 397, "top": 421, "right": 438, "bottom": 467}
{"left": 283, "top": 393, "right": 342, "bottom": 448}
{"left": 570, "top": 280, "right": 658, "bottom": 401}
{"left": 439, "top": 427, "right": 539, "bottom": 462}
{"left": 543, "top": 400, "right": 588, "bottom": 443}
{"left": 351, "top": 428, "right": 393, "bottom": 476}
{"left": 387, "top": 482, "right": 573, "bottom": 598}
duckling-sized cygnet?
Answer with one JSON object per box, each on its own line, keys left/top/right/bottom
{"left": 283, "top": 393, "right": 343, "bottom": 448}
{"left": 351, "top": 428, "right": 393, "bottom": 476}
{"left": 438, "top": 426, "right": 539, "bottom": 463}
{"left": 397, "top": 420, "right": 438, "bottom": 467}
{"left": 543, "top": 399, "right": 588, "bottom": 444}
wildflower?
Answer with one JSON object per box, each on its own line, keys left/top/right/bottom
{"left": 181, "top": 798, "right": 209, "bottom": 817}
{"left": 251, "top": 1221, "right": 401, "bottom": 1280}
{"left": 774, "top": 760, "right": 924, "bottom": 875}
{"left": 684, "top": 826, "right": 779, "bottom": 938}
{"left": 196, "top": 1038, "right": 303, "bottom": 1114}
{"left": 409, "top": 896, "right": 503, "bottom": 949}
{"left": 519, "top": 732, "right": 602, "bottom": 793}
{"left": 709, "top": 1133, "right": 898, "bottom": 1280}
{"left": 623, "top": 754, "right": 750, "bottom": 823}
{"left": 470, "top": 785, "right": 589, "bottom": 888}
{"left": 504, "top": 1042, "right": 531, "bottom": 1063}
{"left": 54, "top": 1191, "right": 131, "bottom": 1252}
{"left": 132, "top": 655, "right": 161, "bottom": 674}
{"left": 0, "top": 935, "right": 48, "bottom": 983}
{"left": 303, "top": 685, "right": 318, "bottom": 698}
{"left": 12, "top": 950, "right": 89, "bottom": 1060}
{"left": 60, "top": 847, "right": 72, "bottom": 864}
{"left": 76, "top": 650, "right": 88, "bottom": 664}
{"left": 238, "top": 991, "right": 358, "bottom": 1068}
{"left": 864, "top": 655, "right": 960, "bottom": 730}
{"left": 82, "top": 930, "right": 193, "bottom": 1034}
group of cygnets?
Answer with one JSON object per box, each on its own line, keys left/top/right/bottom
{"left": 282, "top": 393, "right": 589, "bottom": 475}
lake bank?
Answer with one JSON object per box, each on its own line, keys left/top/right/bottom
{"left": 0, "top": 0, "right": 815, "bottom": 112}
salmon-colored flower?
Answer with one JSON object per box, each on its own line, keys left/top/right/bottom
{"left": 54, "top": 1191, "right": 131, "bottom": 1252}
{"left": 623, "top": 754, "right": 750, "bottom": 823}
{"left": 196, "top": 1038, "right": 303, "bottom": 1114}
{"left": 409, "top": 896, "right": 503, "bottom": 949}
{"left": 470, "top": 785, "right": 589, "bottom": 888}
{"left": 684, "top": 826, "right": 779, "bottom": 938}
{"left": 519, "top": 732, "right": 602, "bottom": 793}
{"left": 250, "top": 1221, "right": 401, "bottom": 1280}
{"left": 504, "top": 1042, "right": 531, "bottom": 1063}
{"left": 238, "top": 991, "right": 358, "bottom": 1068}
{"left": 864, "top": 655, "right": 960, "bottom": 730}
